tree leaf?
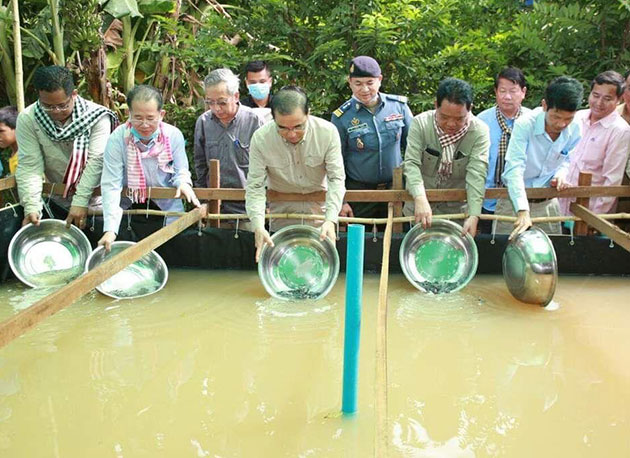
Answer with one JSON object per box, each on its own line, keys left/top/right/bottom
{"left": 103, "top": 0, "right": 143, "bottom": 19}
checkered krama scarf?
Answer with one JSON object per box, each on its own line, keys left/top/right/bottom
{"left": 433, "top": 110, "right": 470, "bottom": 180}
{"left": 494, "top": 106, "right": 522, "bottom": 187}
{"left": 34, "top": 96, "right": 118, "bottom": 197}
{"left": 124, "top": 122, "right": 174, "bottom": 204}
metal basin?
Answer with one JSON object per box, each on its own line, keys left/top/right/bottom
{"left": 85, "top": 241, "right": 168, "bottom": 300}
{"left": 258, "top": 225, "right": 339, "bottom": 300}
{"left": 502, "top": 226, "right": 557, "bottom": 306}
{"left": 400, "top": 219, "right": 478, "bottom": 293}
{"left": 9, "top": 219, "right": 92, "bottom": 288}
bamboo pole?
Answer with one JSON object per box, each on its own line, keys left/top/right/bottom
{"left": 11, "top": 0, "right": 24, "bottom": 111}
{"left": 0, "top": 205, "right": 207, "bottom": 350}
{"left": 375, "top": 203, "right": 394, "bottom": 457}
{"left": 570, "top": 203, "right": 630, "bottom": 253}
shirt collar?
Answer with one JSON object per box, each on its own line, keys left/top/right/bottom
{"left": 585, "top": 108, "right": 619, "bottom": 129}
{"left": 533, "top": 108, "right": 547, "bottom": 136}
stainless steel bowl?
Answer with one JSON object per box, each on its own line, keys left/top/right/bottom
{"left": 85, "top": 241, "right": 168, "bottom": 300}
{"left": 8, "top": 219, "right": 92, "bottom": 288}
{"left": 399, "top": 219, "right": 478, "bottom": 293}
{"left": 258, "top": 225, "right": 340, "bottom": 300}
{"left": 502, "top": 226, "right": 557, "bottom": 306}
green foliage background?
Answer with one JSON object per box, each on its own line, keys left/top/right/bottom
{"left": 2, "top": 0, "right": 630, "bottom": 174}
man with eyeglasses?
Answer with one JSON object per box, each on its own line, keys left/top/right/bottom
{"left": 477, "top": 67, "right": 530, "bottom": 233}
{"left": 246, "top": 86, "right": 346, "bottom": 262}
{"left": 194, "top": 68, "right": 263, "bottom": 231}
{"left": 15, "top": 65, "right": 117, "bottom": 228}
{"left": 331, "top": 56, "right": 413, "bottom": 221}
{"left": 98, "top": 85, "right": 200, "bottom": 251}
{"left": 403, "top": 77, "right": 490, "bottom": 237}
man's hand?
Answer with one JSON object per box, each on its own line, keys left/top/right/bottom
{"left": 339, "top": 203, "right": 354, "bottom": 218}
{"left": 509, "top": 210, "right": 532, "bottom": 240}
{"left": 66, "top": 205, "right": 88, "bottom": 229}
{"left": 254, "top": 227, "right": 274, "bottom": 263}
{"left": 175, "top": 183, "right": 201, "bottom": 208}
{"left": 22, "top": 212, "right": 40, "bottom": 227}
{"left": 97, "top": 231, "right": 117, "bottom": 252}
{"left": 461, "top": 215, "right": 479, "bottom": 237}
{"left": 319, "top": 220, "right": 336, "bottom": 242}
{"left": 551, "top": 176, "right": 570, "bottom": 191}
{"left": 414, "top": 195, "right": 432, "bottom": 228}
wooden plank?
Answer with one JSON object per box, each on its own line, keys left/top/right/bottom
{"left": 375, "top": 203, "right": 394, "bottom": 457}
{"left": 574, "top": 172, "right": 592, "bottom": 236}
{"left": 0, "top": 176, "right": 16, "bottom": 191}
{"left": 38, "top": 182, "right": 630, "bottom": 203}
{"left": 0, "top": 205, "right": 208, "bottom": 350}
{"left": 208, "top": 159, "right": 221, "bottom": 228}
{"left": 392, "top": 167, "right": 403, "bottom": 233}
{"left": 570, "top": 203, "right": 630, "bottom": 253}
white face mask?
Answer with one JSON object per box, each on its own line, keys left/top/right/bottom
{"left": 248, "top": 83, "right": 271, "bottom": 100}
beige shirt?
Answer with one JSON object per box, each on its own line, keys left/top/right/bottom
{"left": 402, "top": 110, "right": 489, "bottom": 215}
{"left": 245, "top": 115, "right": 346, "bottom": 231}
{"left": 15, "top": 100, "right": 112, "bottom": 215}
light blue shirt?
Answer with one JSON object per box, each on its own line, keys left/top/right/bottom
{"left": 502, "top": 107, "right": 581, "bottom": 212}
{"left": 477, "top": 105, "right": 531, "bottom": 212}
{"left": 101, "top": 122, "right": 192, "bottom": 234}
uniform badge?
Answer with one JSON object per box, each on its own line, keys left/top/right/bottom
{"left": 384, "top": 113, "right": 404, "bottom": 122}
{"left": 351, "top": 117, "right": 360, "bottom": 126}
{"left": 356, "top": 137, "right": 364, "bottom": 150}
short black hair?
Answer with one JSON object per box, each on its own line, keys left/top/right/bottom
{"left": 244, "top": 60, "right": 270, "bottom": 75}
{"left": 0, "top": 106, "right": 18, "bottom": 129}
{"left": 545, "top": 76, "right": 583, "bottom": 112}
{"left": 591, "top": 70, "right": 625, "bottom": 97}
{"left": 436, "top": 77, "right": 474, "bottom": 110}
{"left": 495, "top": 67, "right": 527, "bottom": 89}
{"left": 270, "top": 85, "right": 309, "bottom": 117}
{"left": 127, "top": 85, "right": 163, "bottom": 111}
{"left": 33, "top": 66, "right": 74, "bottom": 95}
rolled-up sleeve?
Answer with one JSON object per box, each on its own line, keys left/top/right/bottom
{"left": 402, "top": 117, "right": 427, "bottom": 198}
{"left": 323, "top": 129, "right": 345, "bottom": 222}
{"left": 245, "top": 130, "right": 267, "bottom": 231}
{"left": 465, "top": 126, "right": 490, "bottom": 216}
{"left": 15, "top": 113, "right": 45, "bottom": 216}
{"left": 72, "top": 115, "right": 111, "bottom": 208}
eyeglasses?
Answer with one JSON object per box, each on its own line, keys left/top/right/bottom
{"left": 39, "top": 97, "right": 73, "bottom": 112}
{"left": 204, "top": 99, "right": 232, "bottom": 108}
{"left": 276, "top": 123, "right": 307, "bottom": 133}
{"left": 129, "top": 117, "right": 160, "bottom": 127}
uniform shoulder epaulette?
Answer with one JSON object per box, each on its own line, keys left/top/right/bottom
{"left": 385, "top": 94, "right": 408, "bottom": 104}
{"left": 333, "top": 100, "right": 353, "bottom": 118}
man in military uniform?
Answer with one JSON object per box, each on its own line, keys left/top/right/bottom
{"left": 331, "top": 56, "right": 413, "bottom": 220}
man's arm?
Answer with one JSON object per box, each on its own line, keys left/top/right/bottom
{"left": 193, "top": 116, "right": 208, "bottom": 188}
{"left": 464, "top": 126, "right": 490, "bottom": 216}
{"left": 100, "top": 129, "right": 125, "bottom": 235}
{"left": 592, "top": 129, "right": 630, "bottom": 214}
{"left": 323, "top": 128, "right": 346, "bottom": 223}
{"left": 15, "top": 112, "right": 45, "bottom": 216}
{"left": 400, "top": 103, "right": 414, "bottom": 154}
{"left": 501, "top": 120, "right": 530, "bottom": 213}
{"left": 245, "top": 130, "right": 268, "bottom": 231}
{"left": 402, "top": 117, "right": 427, "bottom": 198}
{"left": 72, "top": 115, "right": 111, "bottom": 208}
{"left": 169, "top": 129, "right": 192, "bottom": 188}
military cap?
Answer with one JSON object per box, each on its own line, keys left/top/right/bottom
{"left": 349, "top": 56, "right": 381, "bottom": 78}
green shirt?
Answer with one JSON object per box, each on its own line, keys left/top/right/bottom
{"left": 402, "top": 110, "right": 489, "bottom": 216}
{"left": 15, "top": 101, "right": 112, "bottom": 215}
{"left": 246, "top": 115, "right": 346, "bottom": 231}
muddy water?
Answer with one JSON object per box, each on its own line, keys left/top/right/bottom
{"left": 0, "top": 272, "right": 628, "bottom": 457}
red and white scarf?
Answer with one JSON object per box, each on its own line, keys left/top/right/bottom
{"left": 433, "top": 110, "right": 470, "bottom": 180}
{"left": 125, "top": 122, "right": 174, "bottom": 203}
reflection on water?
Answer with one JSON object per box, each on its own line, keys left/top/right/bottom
{"left": 0, "top": 272, "right": 628, "bottom": 457}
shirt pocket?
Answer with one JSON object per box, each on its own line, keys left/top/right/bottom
{"left": 348, "top": 127, "right": 378, "bottom": 151}
{"left": 379, "top": 119, "right": 404, "bottom": 146}
{"left": 265, "top": 153, "right": 290, "bottom": 170}
{"left": 421, "top": 149, "right": 440, "bottom": 177}
{"left": 233, "top": 140, "right": 250, "bottom": 168}
{"left": 304, "top": 154, "right": 324, "bottom": 184}
{"left": 451, "top": 152, "right": 470, "bottom": 177}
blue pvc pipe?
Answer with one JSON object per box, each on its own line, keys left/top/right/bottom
{"left": 342, "top": 224, "right": 365, "bottom": 414}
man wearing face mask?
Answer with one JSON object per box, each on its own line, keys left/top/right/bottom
{"left": 98, "top": 85, "right": 200, "bottom": 251}
{"left": 16, "top": 65, "right": 117, "bottom": 229}
{"left": 240, "top": 60, "right": 273, "bottom": 109}
{"left": 331, "top": 56, "right": 413, "bottom": 220}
